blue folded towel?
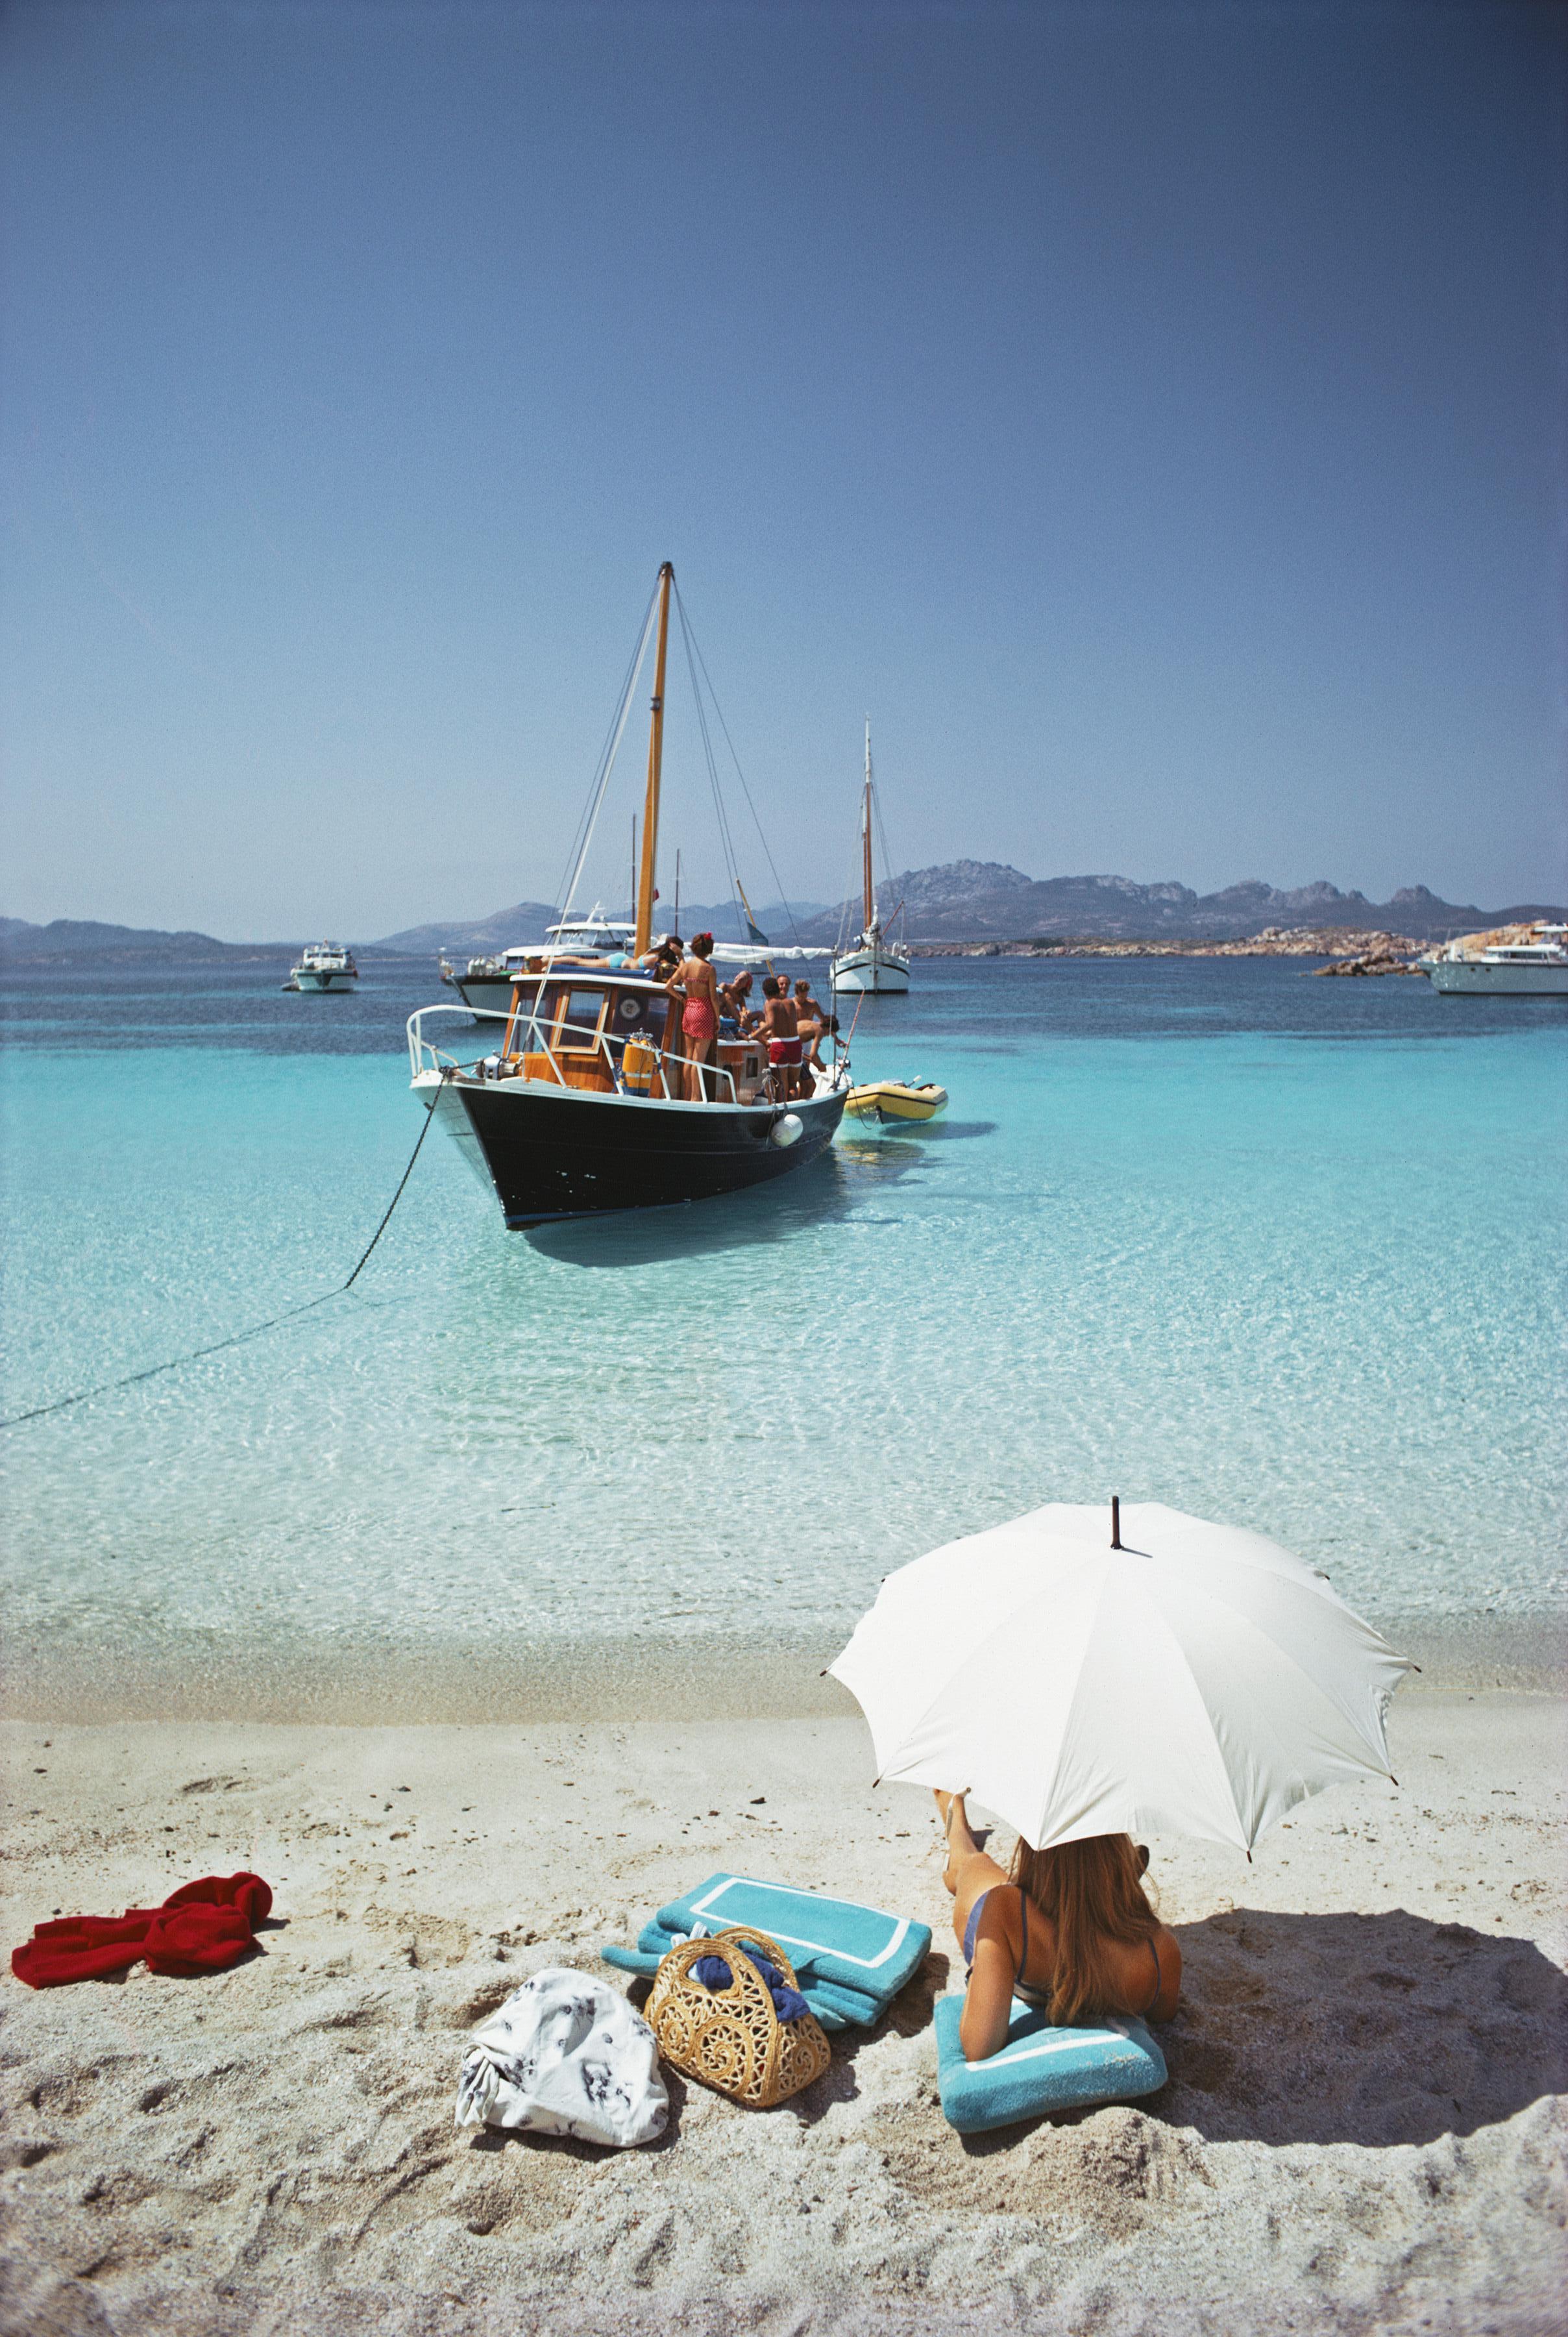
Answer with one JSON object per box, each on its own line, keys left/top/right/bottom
{"left": 692, "top": 1948, "right": 809, "bottom": 2024}
{"left": 935, "top": 1995, "right": 1167, "bottom": 2133}
{"left": 602, "top": 1873, "right": 931, "bottom": 2034}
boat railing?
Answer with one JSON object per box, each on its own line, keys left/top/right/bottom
{"left": 406, "top": 1004, "right": 744, "bottom": 1105}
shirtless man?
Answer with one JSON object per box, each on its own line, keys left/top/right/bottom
{"left": 759, "top": 974, "right": 802, "bottom": 1101}
{"left": 802, "top": 1009, "right": 839, "bottom": 1078}
{"left": 792, "top": 978, "right": 826, "bottom": 1085}
{"left": 666, "top": 932, "right": 720, "bottom": 1102}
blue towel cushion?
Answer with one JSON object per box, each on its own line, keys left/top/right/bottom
{"left": 935, "top": 1995, "right": 1167, "bottom": 2134}
{"left": 658, "top": 1875, "right": 931, "bottom": 2001}
{"left": 601, "top": 1874, "right": 932, "bottom": 2034}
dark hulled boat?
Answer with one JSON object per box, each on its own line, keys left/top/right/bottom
{"left": 407, "top": 564, "right": 851, "bottom": 1226}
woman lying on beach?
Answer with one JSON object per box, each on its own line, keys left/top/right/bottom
{"left": 936, "top": 1790, "right": 1181, "bottom": 2062}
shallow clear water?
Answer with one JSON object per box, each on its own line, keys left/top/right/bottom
{"left": 2, "top": 953, "right": 1563, "bottom": 1694}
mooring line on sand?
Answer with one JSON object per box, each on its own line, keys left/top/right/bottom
{"left": 0, "top": 1072, "right": 450, "bottom": 1431}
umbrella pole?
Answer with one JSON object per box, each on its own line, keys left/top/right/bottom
{"left": 1110, "top": 1495, "right": 1121, "bottom": 1549}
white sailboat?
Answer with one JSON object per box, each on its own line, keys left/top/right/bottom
{"left": 830, "top": 723, "right": 910, "bottom": 995}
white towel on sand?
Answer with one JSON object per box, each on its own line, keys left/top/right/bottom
{"left": 454, "top": 1968, "right": 668, "bottom": 2149}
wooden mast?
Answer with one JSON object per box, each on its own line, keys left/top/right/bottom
{"left": 862, "top": 718, "right": 875, "bottom": 932}
{"left": 633, "top": 562, "right": 674, "bottom": 958}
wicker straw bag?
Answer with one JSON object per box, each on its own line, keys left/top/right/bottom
{"left": 646, "top": 1925, "right": 831, "bottom": 2108}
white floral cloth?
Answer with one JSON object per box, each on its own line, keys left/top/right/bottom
{"left": 454, "top": 1968, "right": 668, "bottom": 2149}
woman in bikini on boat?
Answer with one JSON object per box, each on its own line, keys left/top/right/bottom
{"left": 666, "top": 932, "right": 720, "bottom": 1102}
{"left": 936, "top": 1790, "right": 1181, "bottom": 2062}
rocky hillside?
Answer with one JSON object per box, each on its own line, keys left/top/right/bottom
{"left": 0, "top": 917, "right": 293, "bottom": 962}
{"left": 790, "top": 871, "right": 1565, "bottom": 945}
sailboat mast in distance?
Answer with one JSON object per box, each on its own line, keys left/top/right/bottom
{"left": 830, "top": 713, "right": 911, "bottom": 995}
{"left": 863, "top": 719, "right": 876, "bottom": 930}
{"left": 633, "top": 562, "right": 675, "bottom": 958}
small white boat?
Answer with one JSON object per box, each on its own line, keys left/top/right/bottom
{"left": 1425, "top": 926, "right": 1568, "bottom": 996}
{"left": 286, "top": 942, "right": 358, "bottom": 992}
{"left": 831, "top": 724, "right": 910, "bottom": 995}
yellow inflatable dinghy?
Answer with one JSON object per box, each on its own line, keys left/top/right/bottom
{"left": 844, "top": 1078, "right": 949, "bottom": 1125}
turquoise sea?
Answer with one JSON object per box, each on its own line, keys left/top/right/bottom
{"left": 1, "top": 954, "right": 1563, "bottom": 1711}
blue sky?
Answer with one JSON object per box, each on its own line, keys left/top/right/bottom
{"left": 3, "top": 0, "right": 1563, "bottom": 938}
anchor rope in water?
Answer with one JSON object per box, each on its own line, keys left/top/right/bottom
{"left": 0, "top": 1072, "right": 451, "bottom": 1431}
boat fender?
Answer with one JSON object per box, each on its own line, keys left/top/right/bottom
{"left": 770, "top": 1113, "right": 803, "bottom": 1148}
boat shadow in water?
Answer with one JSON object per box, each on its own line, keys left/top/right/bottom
{"left": 524, "top": 1137, "right": 933, "bottom": 1269}
{"left": 892, "top": 1117, "right": 996, "bottom": 1143}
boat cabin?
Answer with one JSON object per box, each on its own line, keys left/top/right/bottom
{"left": 484, "top": 971, "right": 770, "bottom": 1105}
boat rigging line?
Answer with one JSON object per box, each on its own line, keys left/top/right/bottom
{"left": 0, "top": 1073, "right": 453, "bottom": 1433}
{"left": 550, "top": 575, "right": 663, "bottom": 935}
{"left": 671, "top": 578, "right": 805, "bottom": 950}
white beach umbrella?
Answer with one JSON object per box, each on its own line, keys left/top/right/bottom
{"left": 829, "top": 1500, "right": 1412, "bottom": 1855}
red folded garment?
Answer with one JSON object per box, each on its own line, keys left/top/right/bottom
{"left": 161, "top": 1871, "right": 273, "bottom": 1928}
{"left": 10, "top": 1873, "right": 273, "bottom": 1988}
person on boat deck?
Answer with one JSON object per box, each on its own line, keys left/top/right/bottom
{"left": 720, "top": 971, "right": 759, "bottom": 1034}
{"left": 791, "top": 979, "right": 828, "bottom": 1080}
{"left": 936, "top": 1790, "right": 1181, "bottom": 2064}
{"left": 803, "top": 1010, "right": 839, "bottom": 1076}
{"left": 759, "top": 975, "right": 803, "bottom": 1099}
{"left": 715, "top": 974, "right": 746, "bottom": 1037}
{"left": 792, "top": 976, "right": 826, "bottom": 1030}
{"left": 666, "top": 932, "right": 720, "bottom": 1102}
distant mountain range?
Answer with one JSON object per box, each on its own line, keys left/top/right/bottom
{"left": 4, "top": 869, "right": 1562, "bottom": 963}
{"left": 0, "top": 917, "right": 295, "bottom": 962}
{"left": 373, "top": 870, "right": 1562, "bottom": 951}
{"left": 786, "top": 867, "right": 1567, "bottom": 945}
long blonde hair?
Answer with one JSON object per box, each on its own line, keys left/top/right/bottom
{"left": 1009, "top": 1832, "right": 1159, "bottom": 2026}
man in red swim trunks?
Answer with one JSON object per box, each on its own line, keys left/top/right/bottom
{"left": 667, "top": 932, "right": 720, "bottom": 1101}
{"left": 759, "top": 974, "right": 803, "bottom": 1100}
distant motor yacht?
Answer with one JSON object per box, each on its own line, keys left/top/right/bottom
{"left": 286, "top": 941, "right": 358, "bottom": 993}
{"left": 1425, "top": 926, "right": 1568, "bottom": 997}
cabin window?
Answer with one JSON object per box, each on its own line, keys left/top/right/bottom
{"left": 556, "top": 991, "right": 607, "bottom": 1050}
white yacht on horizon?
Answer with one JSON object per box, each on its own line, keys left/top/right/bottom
{"left": 286, "top": 941, "right": 358, "bottom": 992}
{"left": 1425, "top": 925, "right": 1568, "bottom": 996}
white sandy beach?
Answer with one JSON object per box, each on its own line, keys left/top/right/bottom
{"left": 1, "top": 1687, "right": 1563, "bottom": 2336}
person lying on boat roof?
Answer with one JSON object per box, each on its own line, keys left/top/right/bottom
{"left": 664, "top": 932, "right": 721, "bottom": 1102}
{"left": 642, "top": 934, "right": 684, "bottom": 982}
